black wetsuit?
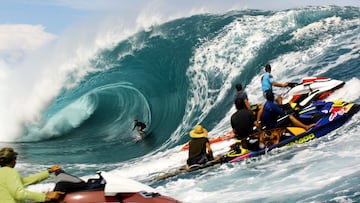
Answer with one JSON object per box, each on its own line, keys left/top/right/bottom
{"left": 133, "top": 122, "right": 146, "bottom": 130}
{"left": 231, "top": 108, "right": 255, "bottom": 140}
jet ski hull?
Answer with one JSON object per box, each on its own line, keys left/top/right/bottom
{"left": 62, "top": 190, "right": 181, "bottom": 203}
{"left": 53, "top": 170, "right": 182, "bottom": 203}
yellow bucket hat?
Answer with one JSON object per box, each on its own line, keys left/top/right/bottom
{"left": 189, "top": 125, "right": 208, "bottom": 138}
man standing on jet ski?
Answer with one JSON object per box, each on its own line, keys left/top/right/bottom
{"left": 261, "top": 64, "right": 289, "bottom": 105}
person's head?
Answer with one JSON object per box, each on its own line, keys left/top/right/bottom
{"left": 134, "top": 119, "right": 138, "bottom": 123}
{"left": 189, "top": 125, "right": 208, "bottom": 138}
{"left": 0, "top": 147, "right": 18, "bottom": 167}
{"left": 265, "top": 64, "right": 271, "bottom": 72}
{"left": 265, "top": 91, "right": 275, "bottom": 102}
{"left": 235, "top": 84, "right": 243, "bottom": 91}
{"left": 234, "top": 97, "right": 246, "bottom": 110}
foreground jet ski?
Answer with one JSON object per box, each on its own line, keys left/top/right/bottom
{"left": 282, "top": 77, "right": 345, "bottom": 107}
{"left": 53, "top": 170, "right": 181, "bottom": 203}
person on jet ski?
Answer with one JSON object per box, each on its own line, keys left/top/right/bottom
{"left": 255, "top": 91, "right": 315, "bottom": 130}
{"left": 261, "top": 64, "right": 289, "bottom": 105}
{"left": 0, "top": 147, "right": 63, "bottom": 203}
{"left": 234, "top": 83, "right": 252, "bottom": 110}
{"left": 186, "top": 125, "right": 214, "bottom": 169}
{"left": 234, "top": 83, "right": 264, "bottom": 119}
{"left": 231, "top": 97, "right": 256, "bottom": 140}
{"left": 132, "top": 119, "right": 147, "bottom": 140}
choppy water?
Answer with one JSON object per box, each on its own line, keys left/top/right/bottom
{"left": 1, "top": 5, "right": 360, "bottom": 203}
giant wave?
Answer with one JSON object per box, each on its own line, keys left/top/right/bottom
{"left": 1, "top": 5, "right": 360, "bottom": 203}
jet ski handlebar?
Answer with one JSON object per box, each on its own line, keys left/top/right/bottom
{"left": 287, "top": 82, "right": 300, "bottom": 88}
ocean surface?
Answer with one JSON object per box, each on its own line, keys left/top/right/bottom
{"left": 1, "top": 5, "right": 360, "bottom": 203}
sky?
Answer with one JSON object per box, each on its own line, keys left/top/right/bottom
{"left": 1, "top": 0, "right": 359, "bottom": 53}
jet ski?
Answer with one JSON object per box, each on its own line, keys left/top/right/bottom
{"left": 153, "top": 100, "right": 359, "bottom": 182}
{"left": 53, "top": 170, "right": 182, "bottom": 203}
{"left": 228, "top": 100, "right": 360, "bottom": 162}
{"left": 180, "top": 77, "right": 344, "bottom": 152}
{"left": 282, "top": 77, "right": 345, "bottom": 107}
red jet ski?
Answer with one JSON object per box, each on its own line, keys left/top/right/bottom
{"left": 53, "top": 170, "right": 181, "bottom": 203}
{"left": 282, "top": 77, "right": 345, "bottom": 107}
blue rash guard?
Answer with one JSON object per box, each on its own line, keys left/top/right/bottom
{"left": 260, "top": 100, "right": 285, "bottom": 129}
{"left": 261, "top": 72, "right": 273, "bottom": 93}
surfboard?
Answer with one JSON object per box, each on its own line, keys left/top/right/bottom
{"left": 151, "top": 158, "right": 223, "bottom": 182}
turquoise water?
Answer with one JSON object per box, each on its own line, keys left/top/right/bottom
{"left": 1, "top": 6, "right": 360, "bottom": 203}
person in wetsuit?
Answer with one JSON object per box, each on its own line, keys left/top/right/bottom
{"left": 132, "top": 120, "right": 147, "bottom": 140}
{"left": 234, "top": 83, "right": 263, "bottom": 123}
{"left": 186, "top": 125, "right": 214, "bottom": 169}
{"left": 231, "top": 97, "right": 256, "bottom": 140}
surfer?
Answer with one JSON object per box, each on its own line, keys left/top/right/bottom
{"left": 261, "top": 64, "right": 288, "bottom": 105}
{"left": 132, "top": 119, "right": 146, "bottom": 140}
{"left": 186, "top": 125, "right": 214, "bottom": 170}
{"left": 0, "top": 147, "right": 63, "bottom": 203}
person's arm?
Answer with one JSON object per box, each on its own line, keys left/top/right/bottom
{"left": 272, "top": 81, "right": 288, "bottom": 88}
{"left": 206, "top": 141, "right": 213, "bottom": 158}
{"left": 22, "top": 170, "right": 50, "bottom": 186}
{"left": 231, "top": 117, "right": 239, "bottom": 138}
{"left": 7, "top": 168, "right": 47, "bottom": 202}
{"left": 22, "top": 164, "right": 60, "bottom": 186}
{"left": 289, "top": 115, "right": 310, "bottom": 130}
{"left": 242, "top": 92, "right": 252, "bottom": 110}
{"left": 244, "top": 98, "right": 252, "bottom": 110}
{"left": 132, "top": 124, "right": 136, "bottom": 131}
